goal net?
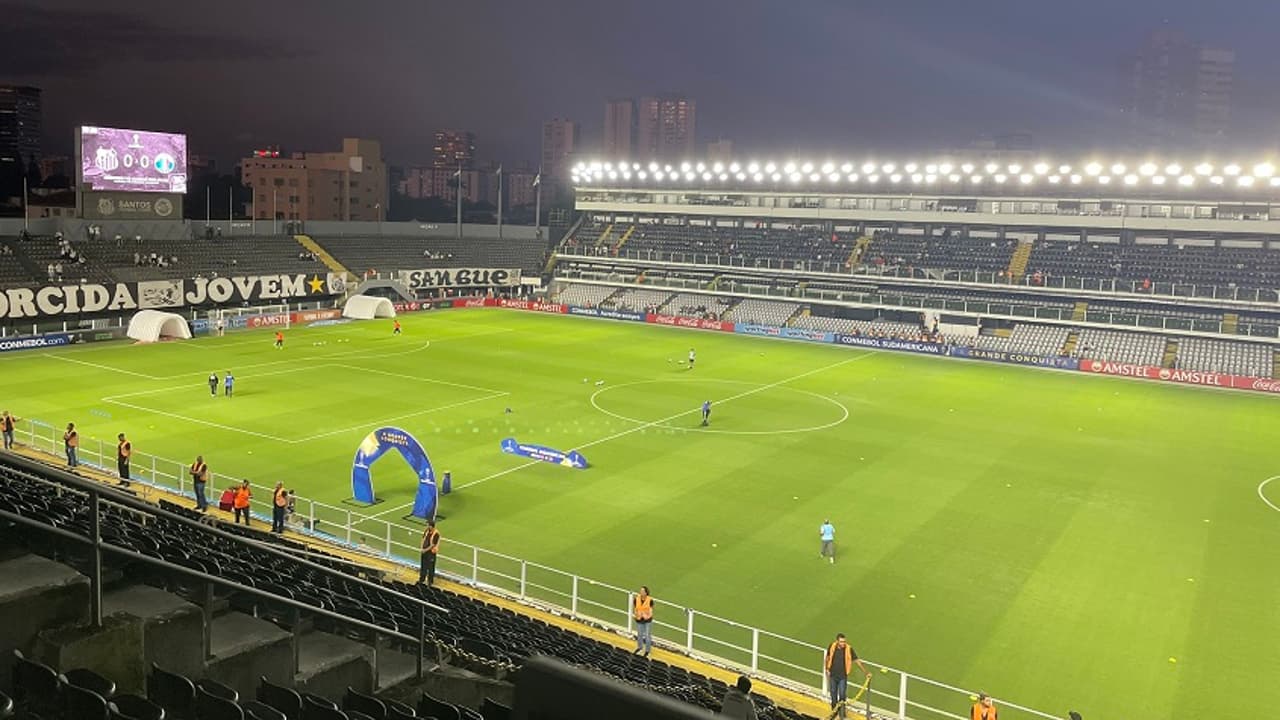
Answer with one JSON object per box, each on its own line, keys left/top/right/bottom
{"left": 127, "top": 310, "right": 193, "bottom": 343}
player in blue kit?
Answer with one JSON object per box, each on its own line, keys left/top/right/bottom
{"left": 224, "top": 371, "right": 235, "bottom": 397}
{"left": 701, "top": 400, "right": 711, "bottom": 426}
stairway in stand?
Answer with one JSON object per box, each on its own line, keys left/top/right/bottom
{"left": 1161, "top": 339, "right": 1179, "bottom": 369}
{"left": 1006, "top": 239, "right": 1034, "bottom": 280}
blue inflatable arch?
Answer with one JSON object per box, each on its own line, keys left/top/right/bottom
{"left": 351, "top": 427, "right": 438, "bottom": 520}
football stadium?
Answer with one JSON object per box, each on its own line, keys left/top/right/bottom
{"left": 2, "top": 146, "right": 1279, "bottom": 720}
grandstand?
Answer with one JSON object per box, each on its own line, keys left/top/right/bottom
{"left": 314, "top": 235, "right": 547, "bottom": 277}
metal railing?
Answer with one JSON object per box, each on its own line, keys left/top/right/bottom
{"left": 13, "top": 420, "right": 1062, "bottom": 719}
{"left": 0, "top": 451, "right": 449, "bottom": 687}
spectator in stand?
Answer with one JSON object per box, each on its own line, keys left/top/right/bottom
{"left": 116, "top": 432, "right": 132, "bottom": 486}
{"left": 633, "top": 585, "right": 654, "bottom": 657}
{"left": 271, "top": 481, "right": 289, "bottom": 533}
{"left": 419, "top": 519, "right": 441, "bottom": 585}
{"left": 190, "top": 455, "right": 209, "bottom": 512}
{"left": 1, "top": 411, "right": 18, "bottom": 450}
{"left": 719, "top": 675, "right": 757, "bottom": 719}
{"left": 63, "top": 423, "right": 79, "bottom": 467}
{"left": 825, "top": 633, "right": 869, "bottom": 718}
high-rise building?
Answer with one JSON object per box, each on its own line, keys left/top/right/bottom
{"left": 604, "top": 99, "right": 635, "bottom": 158}
{"left": 0, "top": 85, "right": 42, "bottom": 163}
{"left": 636, "top": 95, "right": 696, "bottom": 161}
{"left": 432, "top": 130, "right": 476, "bottom": 169}
{"left": 541, "top": 118, "right": 579, "bottom": 186}
{"left": 1128, "top": 30, "right": 1234, "bottom": 150}
{"left": 239, "top": 138, "right": 387, "bottom": 222}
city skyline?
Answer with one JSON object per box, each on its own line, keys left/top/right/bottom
{"left": 3, "top": 0, "right": 1280, "bottom": 171}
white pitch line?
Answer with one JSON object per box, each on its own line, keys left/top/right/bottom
{"left": 43, "top": 353, "right": 163, "bottom": 379}
{"left": 102, "top": 363, "right": 335, "bottom": 401}
{"left": 1258, "top": 476, "right": 1280, "bottom": 513}
{"left": 333, "top": 364, "right": 507, "bottom": 395}
{"left": 98, "top": 399, "right": 295, "bottom": 443}
{"left": 295, "top": 392, "right": 509, "bottom": 442}
{"left": 359, "top": 351, "right": 877, "bottom": 520}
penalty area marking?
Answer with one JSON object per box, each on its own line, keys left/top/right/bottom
{"left": 1258, "top": 476, "right": 1280, "bottom": 513}
{"left": 590, "top": 378, "right": 849, "bottom": 435}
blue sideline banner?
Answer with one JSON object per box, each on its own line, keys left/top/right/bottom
{"left": 0, "top": 333, "right": 73, "bottom": 353}
{"left": 950, "top": 346, "right": 1080, "bottom": 369}
{"left": 500, "top": 438, "right": 588, "bottom": 469}
{"left": 351, "top": 427, "right": 440, "bottom": 520}
{"left": 831, "top": 333, "right": 950, "bottom": 356}
{"left": 567, "top": 306, "right": 646, "bottom": 322}
{"left": 736, "top": 323, "right": 834, "bottom": 343}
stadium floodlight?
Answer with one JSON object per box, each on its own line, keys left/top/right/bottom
{"left": 752, "top": 172, "right": 764, "bottom": 182}
{"left": 821, "top": 162, "right": 835, "bottom": 174}
{"left": 925, "top": 163, "right": 938, "bottom": 174}
{"left": 1019, "top": 173, "right": 1033, "bottom": 184}
{"left": 1110, "top": 163, "right": 1126, "bottom": 175}
{"left": 718, "top": 173, "right": 729, "bottom": 181}
{"left": 1164, "top": 163, "right": 1181, "bottom": 175}
{"left": 637, "top": 170, "right": 647, "bottom": 180}
{"left": 789, "top": 172, "right": 802, "bottom": 183}
{"left": 925, "top": 173, "right": 938, "bottom": 183}
{"left": 1070, "top": 174, "right": 1083, "bottom": 184}
{"left": 633, "top": 162, "right": 641, "bottom": 170}
{"left": 905, "top": 162, "right": 919, "bottom": 173}
{"left": 985, "top": 162, "right": 999, "bottom": 174}
{"left": 1033, "top": 162, "right": 1049, "bottom": 175}
{"left": 735, "top": 172, "right": 746, "bottom": 181}
{"left": 911, "top": 172, "right": 923, "bottom": 183}
{"left": 867, "top": 174, "right": 880, "bottom": 183}
{"left": 841, "top": 162, "right": 853, "bottom": 173}
{"left": 648, "top": 162, "right": 660, "bottom": 172}
{"left": 862, "top": 162, "right": 876, "bottom": 174}
{"left": 681, "top": 162, "right": 692, "bottom": 172}
{"left": 684, "top": 171, "right": 696, "bottom": 181}
{"left": 1139, "top": 162, "right": 1157, "bottom": 176}
{"left": 847, "top": 173, "right": 859, "bottom": 182}
{"left": 1085, "top": 162, "right": 1103, "bottom": 176}
{"left": 1123, "top": 174, "right": 1138, "bottom": 185}
{"left": 889, "top": 173, "right": 902, "bottom": 183}
{"left": 1194, "top": 162, "right": 1212, "bottom": 176}
{"left": 994, "top": 173, "right": 1008, "bottom": 183}
{"left": 729, "top": 162, "right": 740, "bottom": 173}
{"left": 765, "top": 162, "right": 777, "bottom": 173}
{"left": 701, "top": 171, "right": 712, "bottom": 181}
{"left": 801, "top": 162, "right": 815, "bottom": 174}
{"left": 1272, "top": 177, "right": 1280, "bottom": 187}
{"left": 1048, "top": 175, "right": 1061, "bottom": 184}
{"left": 1098, "top": 175, "right": 1112, "bottom": 185}
{"left": 1237, "top": 175, "right": 1255, "bottom": 187}
{"left": 1178, "top": 174, "right": 1194, "bottom": 187}
{"left": 1210, "top": 175, "right": 1224, "bottom": 185}
{"left": 939, "top": 163, "right": 954, "bottom": 174}
{"left": 712, "top": 162, "right": 724, "bottom": 174}
{"left": 948, "top": 173, "right": 961, "bottom": 182}
{"left": 1224, "top": 163, "right": 1241, "bottom": 176}
{"left": 1253, "top": 162, "right": 1275, "bottom": 178}
{"left": 882, "top": 163, "right": 897, "bottom": 173}
{"left": 1059, "top": 164, "right": 1072, "bottom": 174}
{"left": 809, "top": 172, "right": 821, "bottom": 182}
{"left": 784, "top": 162, "right": 797, "bottom": 174}
{"left": 621, "top": 169, "right": 631, "bottom": 179}
{"left": 828, "top": 173, "right": 840, "bottom": 182}
{"left": 607, "top": 170, "right": 618, "bottom": 180}
{"left": 665, "top": 164, "right": 674, "bottom": 173}
{"left": 1151, "top": 175, "right": 1166, "bottom": 185}
{"left": 970, "top": 175, "right": 984, "bottom": 184}
{"left": 770, "top": 172, "right": 782, "bottom": 182}
{"left": 1008, "top": 163, "right": 1022, "bottom": 174}
{"left": 747, "top": 162, "right": 760, "bottom": 173}
{"left": 961, "top": 163, "right": 975, "bottom": 174}
{"left": 652, "top": 171, "right": 664, "bottom": 181}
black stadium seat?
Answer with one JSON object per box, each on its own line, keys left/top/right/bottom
{"left": 341, "top": 688, "right": 385, "bottom": 720}
{"left": 194, "top": 685, "right": 243, "bottom": 720}
{"left": 11, "top": 650, "right": 59, "bottom": 717}
{"left": 61, "top": 680, "right": 110, "bottom": 720}
{"left": 240, "top": 701, "right": 288, "bottom": 720}
{"left": 109, "top": 693, "right": 167, "bottom": 720}
{"left": 148, "top": 664, "right": 196, "bottom": 719}
{"left": 417, "top": 694, "right": 460, "bottom": 720}
{"left": 257, "top": 677, "right": 302, "bottom": 720}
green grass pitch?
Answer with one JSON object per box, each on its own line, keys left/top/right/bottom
{"left": 3, "top": 308, "right": 1277, "bottom": 718}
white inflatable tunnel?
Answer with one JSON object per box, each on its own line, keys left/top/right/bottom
{"left": 343, "top": 295, "right": 397, "bottom": 320}
{"left": 127, "top": 310, "right": 193, "bottom": 343}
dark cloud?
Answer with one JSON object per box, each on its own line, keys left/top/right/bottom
{"left": 0, "top": 2, "right": 305, "bottom": 77}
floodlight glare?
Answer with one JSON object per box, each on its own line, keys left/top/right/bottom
{"left": 1164, "top": 164, "right": 1181, "bottom": 175}
{"left": 985, "top": 163, "right": 999, "bottom": 173}
{"left": 889, "top": 173, "right": 902, "bottom": 183}
{"left": 680, "top": 162, "right": 692, "bottom": 172}
{"left": 1019, "top": 173, "right": 1033, "bottom": 184}
{"left": 1253, "top": 162, "right": 1275, "bottom": 178}
{"left": 948, "top": 173, "right": 961, "bottom": 182}
{"left": 847, "top": 173, "right": 859, "bottom": 182}
{"left": 809, "top": 173, "right": 821, "bottom": 182}
{"left": 925, "top": 164, "right": 938, "bottom": 174}
{"left": 1008, "top": 164, "right": 1022, "bottom": 174}
{"left": 637, "top": 171, "right": 647, "bottom": 180}
{"left": 801, "top": 162, "right": 815, "bottom": 174}
{"left": 1139, "top": 162, "right": 1157, "bottom": 176}
{"left": 1209, "top": 175, "right": 1224, "bottom": 185}
{"left": 1048, "top": 175, "right": 1061, "bottom": 184}
{"left": 770, "top": 173, "right": 782, "bottom": 182}
{"left": 729, "top": 162, "right": 740, "bottom": 173}
{"left": 1110, "top": 163, "right": 1126, "bottom": 175}
{"left": 765, "top": 163, "right": 777, "bottom": 173}
{"left": 752, "top": 173, "right": 764, "bottom": 182}
{"left": 828, "top": 173, "right": 840, "bottom": 182}
{"left": 961, "top": 163, "right": 975, "bottom": 174}
{"left": 1194, "top": 163, "right": 1212, "bottom": 176}
{"left": 1085, "top": 162, "right": 1102, "bottom": 176}
{"left": 882, "top": 163, "right": 897, "bottom": 173}
{"left": 1059, "top": 164, "right": 1072, "bottom": 174}
{"left": 652, "top": 171, "right": 664, "bottom": 181}
{"left": 905, "top": 163, "right": 919, "bottom": 173}
{"left": 747, "top": 162, "right": 759, "bottom": 173}
{"left": 867, "top": 174, "right": 880, "bottom": 183}
{"left": 925, "top": 173, "right": 937, "bottom": 183}
{"left": 735, "top": 172, "right": 746, "bottom": 181}
{"left": 1152, "top": 175, "right": 1166, "bottom": 185}
{"left": 821, "top": 162, "right": 835, "bottom": 174}
{"left": 939, "top": 163, "right": 954, "bottom": 174}
{"left": 994, "top": 174, "right": 1008, "bottom": 183}
{"left": 607, "top": 171, "right": 617, "bottom": 179}
{"left": 789, "top": 172, "right": 802, "bottom": 183}
{"left": 1070, "top": 174, "right": 1082, "bottom": 184}
{"left": 841, "top": 163, "right": 853, "bottom": 173}
{"left": 970, "top": 175, "right": 984, "bottom": 184}
{"left": 712, "top": 162, "right": 724, "bottom": 174}
{"left": 1272, "top": 177, "right": 1280, "bottom": 188}
{"left": 1178, "top": 174, "right": 1194, "bottom": 186}
{"left": 784, "top": 162, "right": 797, "bottom": 174}
{"left": 1224, "top": 163, "right": 1241, "bottom": 176}
{"left": 603, "top": 162, "right": 613, "bottom": 172}
{"left": 1034, "top": 162, "right": 1049, "bottom": 175}
{"left": 648, "top": 162, "right": 659, "bottom": 172}
{"left": 911, "top": 173, "right": 923, "bottom": 183}
{"left": 1098, "top": 175, "right": 1112, "bottom": 184}
{"left": 716, "top": 173, "right": 727, "bottom": 181}
{"left": 1237, "top": 175, "right": 1255, "bottom": 187}
{"left": 1123, "top": 174, "right": 1138, "bottom": 185}
{"left": 862, "top": 162, "right": 876, "bottom": 174}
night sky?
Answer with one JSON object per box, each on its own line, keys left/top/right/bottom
{"left": 4, "top": 0, "right": 1278, "bottom": 168}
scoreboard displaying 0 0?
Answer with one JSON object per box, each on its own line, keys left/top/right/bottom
{"left": 78, "top": 126, "right": 188, "bottom": 194}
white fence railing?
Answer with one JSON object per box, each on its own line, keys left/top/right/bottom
{"left": 13, "top": 419, "right": 1063, "bottom": 720}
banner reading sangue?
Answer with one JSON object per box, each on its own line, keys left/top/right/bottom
{"left": 399, "top": 268, "right": 521, "bottom": 289}
{"left": 0, "top": 273, "right": 345, "bottom": 320}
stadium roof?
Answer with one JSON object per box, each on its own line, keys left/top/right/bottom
{"left": 571, "top": 157, "right": 1280, "bottom": 197}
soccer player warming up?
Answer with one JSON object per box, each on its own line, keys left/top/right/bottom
{"left": 393, "top": 319, "right": 402, "bottom": 335}
{"left": 224, "top": 371, "right": 234, "bottom": 397}
{"left": 274, "top": 331, "right": 284, "bottom": 349}
{"left": 208, "top": 373, "right": 218, "bottom": 397}
{"left": 687, "top": 347, "right": 695, "bottom": 370}
{"left": 701, "top": 400, "right": 712, "bottom": 427}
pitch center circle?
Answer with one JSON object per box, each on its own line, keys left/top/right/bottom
{"left": 590, "top": 378, "right": 849, "bottom": 435}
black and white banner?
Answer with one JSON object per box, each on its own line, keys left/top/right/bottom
{"left": 398, "top": 267, "right": 522, "bottom": 289}
{"left": 0, "top": 272, "right": 344, "bottom": 320}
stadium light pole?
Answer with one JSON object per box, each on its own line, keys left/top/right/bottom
{"left": 534, "top": 166, "right": 542, "bottom": 241}
{"left": 272, "top": 189, "right": 278, "bottom": 235}
{"left": 227, "top": 189, "right": 233, "bottom": 235}
{"left": 205, "top": 186, "right": 211, "bottom": 230}
{"left": 455, "top": 163, "right": 463, "bottom": 240}
{"left": 496, "top": 164, "right": 504, "bottom": 242}
{"left": 251, "top": 191, "right": 257, "bottom": 236}
{"left": 21, "top": 177, "right": 28, "bottom": 231}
